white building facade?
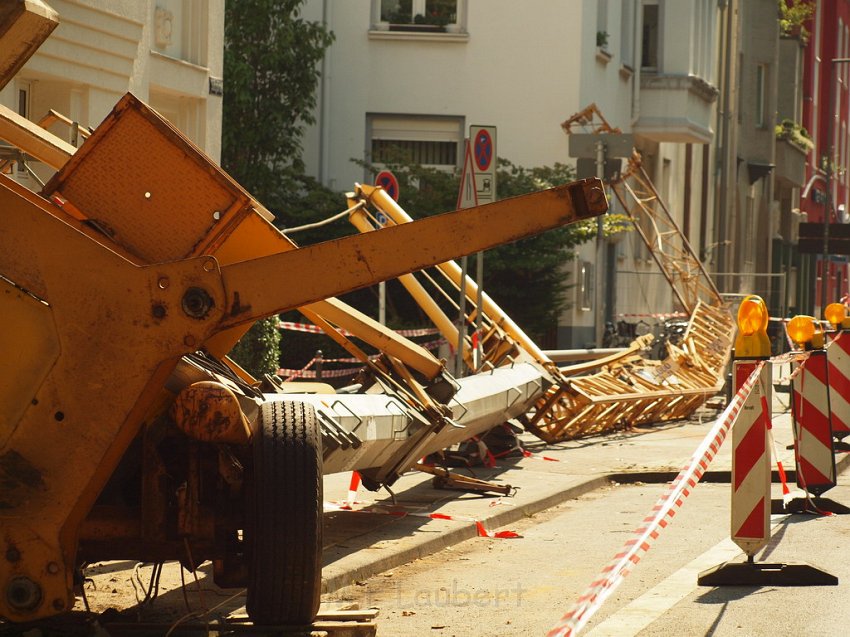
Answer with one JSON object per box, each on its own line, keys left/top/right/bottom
{"left": 314, "top": 0, "right": 719, "bottom": 347}
{"left": 302, "top": 0, "right": 721, "bottom": 347}
{"left": 1, "top": 0, "right": 224, "bottom": 187}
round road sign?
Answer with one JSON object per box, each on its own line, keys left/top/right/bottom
{"left": 375, "top": 170, "right": 400, "bottom": 201}
{"left": 474, "top": 129, "right": 493, "bottom": 171}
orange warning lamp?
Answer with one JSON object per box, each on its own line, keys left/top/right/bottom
{"left": 734, "top": 295, "right": 771, "bottom": 357}
{"left": 825, "top": 302, "right": 850, "bottom": 330}
{"left": 786, "top": 315, "right": 824, "bottom": 349}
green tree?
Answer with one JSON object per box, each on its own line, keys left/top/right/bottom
{"left": 222, "top": 0, "right": 334, "bottom": 210}
{"left": 221, "top": 0, "right": 334, "bottom": 376}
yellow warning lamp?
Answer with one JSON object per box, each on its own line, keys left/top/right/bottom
{"left": 786, "top": 315, "right": 824, "bottom": 350}
{"left": 734, "top": 295, "right": 771, "bottom": 357}
{"left": 824, "top": 302, "right": 850, "bottom": 330}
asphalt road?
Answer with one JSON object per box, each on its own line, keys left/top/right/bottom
{"left": 328, "top": 480, "right": 850, "bottom": 637}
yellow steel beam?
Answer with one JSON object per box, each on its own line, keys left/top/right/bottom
{"left": 0, "top": 103, "right": 75, "bottom": 169}
{"left": 352, "top": 184, "right": 562, "bottom": 371}
{"left": 347, "top": 204, "right": 462, "bottom": 357}
{"left": 301, "top": 297, "right": 444, "bottom": 380}
{"left": 217, "top": 180, "right": 607, "bottom": 331}
{"left": 0, "top": 0, "right": 58, "bottom": 91}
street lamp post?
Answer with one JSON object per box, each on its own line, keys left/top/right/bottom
{"left": 823, "top": 57, "right": 850, "bottom": 313}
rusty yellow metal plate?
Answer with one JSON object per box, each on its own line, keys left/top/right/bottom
{"left": 0, "top": 277, "right": 59, "bottom": 449}
{"left": 42, "top": 94, "right": 252, "bottom": 264}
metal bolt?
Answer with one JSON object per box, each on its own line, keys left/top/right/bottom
{"left": 46, "top": 562, "right": 59, "bottom": 575}
{"left": 6, "top": 577, "right": 42, "bottom": 611}
{"left": 152, "top": 304, "right": 166, "bottom": 319}
{"left": 158, "top": 277, "right": 170, "bottom": 289}
{"left": 181, "top": 287, "right": 214, "bottom": 319}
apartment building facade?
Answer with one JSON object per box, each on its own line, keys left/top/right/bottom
{"left": 301, "top": 0, "right": 721, "bottom": 348}
{"left": 1, "top": 0, "right": 224, "bottom": 187}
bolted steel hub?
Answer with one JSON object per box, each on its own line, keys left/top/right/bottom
{"left": 6, "top": 576, "right": 42, "bottom": 611}
{"left": 181, "top": 287, "right": 214, "bottom": 319}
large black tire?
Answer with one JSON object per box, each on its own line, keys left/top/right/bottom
{"left": 246, "top": 400, "right": 323, "bottom": 625}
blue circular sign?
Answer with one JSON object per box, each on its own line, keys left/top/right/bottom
{"left": 375, "top": 170, "right": 400, "bottom": 201}
{"left": 474, "top": 130, "right": 493, "bottom": 171}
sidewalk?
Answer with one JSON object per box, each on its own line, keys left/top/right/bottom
{"left": 321, "top": 377, "right": 825, "bottom": 595}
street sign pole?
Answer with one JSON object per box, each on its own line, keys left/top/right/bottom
{"left": 568, "top": 133, "right": 633, "bottom": 347}
{"left": 457, "top": 126, "right": 497, "bottom": 375}
{"left": 595, "top": 140, "right": 606, "bottom": 346}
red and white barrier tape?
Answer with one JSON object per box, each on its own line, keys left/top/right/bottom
{"left": 614, "top": 312, "right": 687, "bottom": 320}
{"left": 280, "top": 356, "right": 317, "bottom": 382}
{"left": 546, "top": 362, "right": 766, "bottom": 637}
{"left": 279, "top": 321, "right": 440, "bottom": 338}
{"left": 318, "top": 339, "right": 448, "bottom": 364}
{"left": 277, "top": 340, "right": 447, "bottom": 380}
{"left": 276, "top": 366, "right": 362, "bottom": 379}
{"left": 758, "top": 375, "right": 791, "bottom": 498}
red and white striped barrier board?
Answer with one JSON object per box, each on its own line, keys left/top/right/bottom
{"left": 826, "top": 330, "right": 850, "bottom": 439}
{"left": 730, "top": 360, "right": 772, "bottom": 556}
{"left": 545, "top": 363, "right": 764, "bottom": 637}
{"left": 791, "top": 351, "right": 837, "bottom": 496}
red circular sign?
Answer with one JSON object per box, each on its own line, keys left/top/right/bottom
{"left": 474, "top": 129, "right": 493, "bottom": 171}
{"left": 375, "top": 170, "right": 400, "bottom": 201}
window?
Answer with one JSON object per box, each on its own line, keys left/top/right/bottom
{"left": 755, "top": 64, "right": 767, "bottom": 128}
{"left": 579, "top": 261, "right": 594, "bottom": 311}
{"left": 641, "top": 1, "right": 659, "bottom": 71}
{"left": 153, "top": 0, "right": 208, "bottom": 67}
{"left": 367, "top": 114, "right": 462, "bottom": 172}
{"left": 596, "top": 0, "right": 609, "bottom": 50}
{"left": 372, "top": 139, "right": 457, "bottom": 166}
{"left": 17, "top": 86, "right": 29, "bottom": 118}
{"left": 621, "top": 0, "right": 634, "bottom": 68}
{"left": 16, "top": 82, "right": 30, "bottom": 177}
{"left": 378, "top": 0, "right": 461, "bottom": 32}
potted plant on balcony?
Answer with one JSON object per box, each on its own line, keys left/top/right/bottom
{"left": 775, "top": 118, "right": 814, "bottom": 152}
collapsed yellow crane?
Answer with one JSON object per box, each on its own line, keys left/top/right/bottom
{"left": 348, "top": 105, "right": 735, "bottom": 444}
{"left": 0, "top": 3, "right": 607, "bottom": 627}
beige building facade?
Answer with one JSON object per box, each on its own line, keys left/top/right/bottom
{"left": 1, "top": 0, "right": 224, "bottom": 187}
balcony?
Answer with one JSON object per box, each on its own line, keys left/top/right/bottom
{"left": 633, "top": 73, "right": 719, "bottom": 144}
{"left": 774, "top": 121, "right": 811, "bottom": 187}
{"left": 774, "top": 137, "right": 808, "bottom": 187}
